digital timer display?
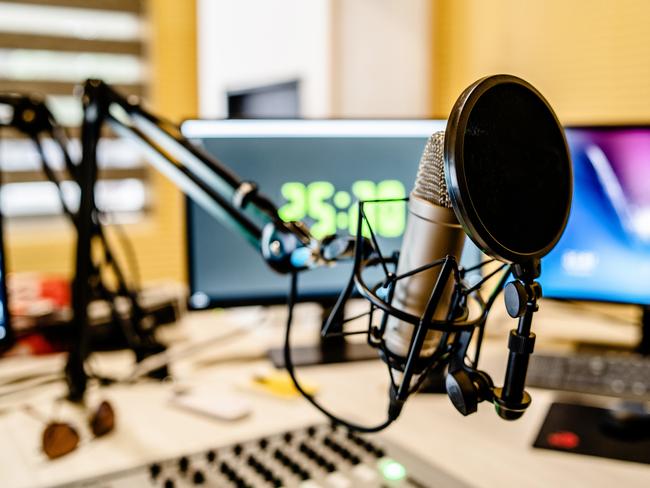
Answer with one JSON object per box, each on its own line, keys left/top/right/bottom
{"left": 278, "top": 180, "right": 406, "bottom": 239}
{"left": 183, "top": 119, "right": 449, "bottom": 307}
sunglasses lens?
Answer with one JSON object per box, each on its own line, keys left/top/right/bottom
{"left": 90, "top": 400, "right": 115, "bottom": 437}
{"left": 42, "top": 423, "right": 80, "bottom": 459}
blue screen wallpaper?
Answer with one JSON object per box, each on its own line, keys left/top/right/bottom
{"left": 541, "top": 127, "right": 650, "bottom": 304}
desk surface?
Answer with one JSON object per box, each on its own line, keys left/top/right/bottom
{"left": 1, "top": 300, "right": 649, "bottom": 488}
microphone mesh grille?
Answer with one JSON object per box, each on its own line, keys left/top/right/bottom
{"left": 412, "top": 131, "right": 452, "bottom": 208}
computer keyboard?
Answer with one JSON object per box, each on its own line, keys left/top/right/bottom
{"left": 527, "top": 352, "right": 650, "bottom": 400}
{"left": 54, "top": 422, "right": 470, "bottom": 487}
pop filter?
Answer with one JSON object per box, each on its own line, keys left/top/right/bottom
{"left": 444, "top": 75, "right": 572, "bottom": 263}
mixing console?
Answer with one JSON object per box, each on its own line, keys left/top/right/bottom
{"left": 55, "top": 423, "right": 469, "bottom": 487}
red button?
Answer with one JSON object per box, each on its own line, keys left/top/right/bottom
{"left": 547, "top": 431, "right": 580, "bottom": 449}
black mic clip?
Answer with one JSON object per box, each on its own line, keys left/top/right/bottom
{"left": 444, "top": 325, "right": 495, "bottom": 416}
{"left": 446, "top": 367, "right": 494, "bottom": 416}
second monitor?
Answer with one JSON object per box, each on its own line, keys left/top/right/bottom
{"left": 180, "top": 119, "right": 479, "bottom": 366}
{"left": 181, "top": 119, "right": 452, "bottom": 309}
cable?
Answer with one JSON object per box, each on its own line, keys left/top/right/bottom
{"left": 283, "top": 271, "right": 394, "bottom": 433}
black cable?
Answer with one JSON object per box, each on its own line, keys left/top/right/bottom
{"left": 472, "top": 265, "right": 512, "bottom": 366}
{"left": 283, "top": 271, "right": 394, "bottom": 433}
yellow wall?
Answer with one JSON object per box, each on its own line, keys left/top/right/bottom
{"left": 6, "top": 0, "right": 197, "bottom": 284}
{"left": 432, "top": 0, "right": 650, "bottom": 124}
{"left": 9, "top": 1, "right": 650, "bottom": 282}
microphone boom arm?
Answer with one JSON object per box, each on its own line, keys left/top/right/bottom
{"left": 81, "top": 79, "right": 318, "bottom": 274}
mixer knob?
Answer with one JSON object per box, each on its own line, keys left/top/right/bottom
{"left": 233, "top": 444, "right": 243, "bottom": 456}
{"left": 192, "top": 470, "right": 205, "bottom": 485}
{"left": 220, "top": 461, "right": 233, "bottom": 477}
{"left": 163, "top": 478, "right": 175, "bottom": 488}
{"left": 178, "top": 456, "right": 190, "bottom": 473}
{"left": 149, "top": 463, "right": 161, "bottom": 479}
{"left": 283, "top": 432, "right": 293, "bottom": 443}
{"left": 307, "top": 426, "right": 317, "bottom": 437}
{"left": 206, "top": 450, "right": 216, "bottom": 463}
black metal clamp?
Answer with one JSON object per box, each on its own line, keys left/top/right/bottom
{"left": 492, "top": 260, "right": 542, "bottom": 420}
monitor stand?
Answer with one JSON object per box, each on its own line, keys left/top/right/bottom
{"left": 637, "top": 305, "right": 650, "bottom": 355}
{"left": 268, "top": 300, "right": 378, "bottom": 368}
{"left": 574, "top": 305, "right": 650, "bottom": 355}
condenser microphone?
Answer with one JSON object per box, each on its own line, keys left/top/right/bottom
{"left": 384, "top": 132, "right": 465, "bottom": 365}
{"left": 380, "top": 74, "right": 572, "bottom": 421}
{"left": 307, "top": 74, "right": 572, "bottom": 430}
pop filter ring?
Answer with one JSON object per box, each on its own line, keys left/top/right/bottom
{"left": 445, "top": 74, "right": 572, "bottom": 263}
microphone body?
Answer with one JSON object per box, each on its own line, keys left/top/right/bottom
{"left": 384, "top": 132, "right": 466, "bottom": 362}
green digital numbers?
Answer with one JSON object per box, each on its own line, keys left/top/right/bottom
{"left": 349, "top": 180, "right": 377, "bottom": 238}
{"left": 278, "top": 182, "right": 307, "bottom": 222}
{"left": 278, "top": 179, "right": 407, "bottom": 240}
{"left": 307, "top": 181, "right": 336, "bottom": 238}
{"left": 376, "top": 180, "right": 406, "bottom": 237}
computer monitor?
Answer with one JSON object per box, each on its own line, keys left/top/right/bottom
{"left": 181, "top": 119, "right": 460, "bottom": 309}
{"left": 540, "top": 126, "right": 650, "bottom": 306}
{"left": 533, "top": 127, "right": 650, "bottom": 441}
{"left": 0, "top": 211, "right": 11, "bottom": 352}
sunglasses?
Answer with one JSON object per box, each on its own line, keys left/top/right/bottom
{"left": 25, "top": 400, "right": 116, "bottom": 459}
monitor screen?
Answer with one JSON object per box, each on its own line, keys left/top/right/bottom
{"left": 181, "top": 119, "right": 475, "bottom": 308}
{"left": 541, "top": 126, "right": 650, "bottom": 305}
{"left": 0, "top": 212, "right": 10, "bottom": 349}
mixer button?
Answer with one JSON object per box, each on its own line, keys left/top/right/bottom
{"left": 178, "top": 456, "right": 190, "bottom": 473}
{"left": 206, "top": 450, "right": 216, "bottom": 463}
{"left": 149, "top": 463, "right": 161, "bottom": 479}
{"left": 192, "top": 469, "right": 205, "bottom": 485}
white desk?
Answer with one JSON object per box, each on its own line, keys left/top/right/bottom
{"left": 1, "top": 300, "right": 649, "bottom": 488}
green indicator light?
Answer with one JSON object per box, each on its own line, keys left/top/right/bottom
{"left": 378, "top": 458, "right": 407, "bottom": 482}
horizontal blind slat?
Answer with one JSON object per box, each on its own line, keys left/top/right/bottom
{"left": 0, "top": 79, "right": 144, "bottom": 98}
{"left": 0, "top": 0, "right": 142, "bottom": 13}
{"left": 0, "top": 33, "right": 142, "bottom": 55}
